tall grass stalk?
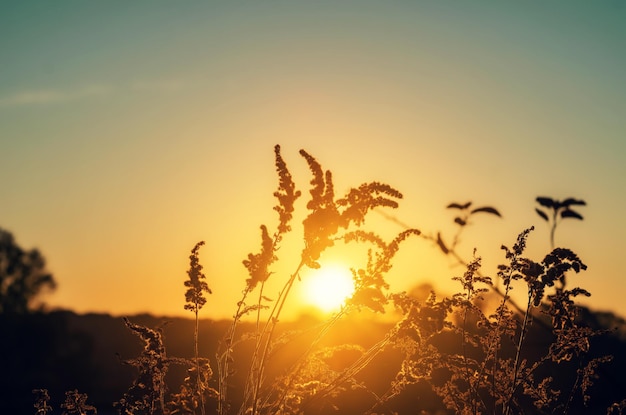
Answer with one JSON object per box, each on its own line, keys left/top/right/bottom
{"left": 183, "top": 241, "right": 211, "bottom": 415}
{"left": 37, "top": 145, "right": 611, "bottom": 415}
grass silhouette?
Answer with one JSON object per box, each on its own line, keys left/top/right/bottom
{"left": 31, "top": 145, "right": 621, "bottom": 415}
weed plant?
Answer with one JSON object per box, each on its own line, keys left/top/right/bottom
{"left": 33, "top": 145, "right": 619, "bottom": 414}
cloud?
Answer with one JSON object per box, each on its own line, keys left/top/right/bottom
{"left": 130, "top": 79, "right": 185, "bottom": 93}
{"left": 0, "top": 78, "right": 187, "bottom": 108}
{"left": 0, "top": 90, "right": 67, "bottom": 106}
{"left": 0, "top": 84, "right": 113, "bottom": 107}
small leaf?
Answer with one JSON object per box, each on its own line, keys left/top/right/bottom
{"left": 436, "top": 232, "right": 449, "bottom": 254}
{"left": 536, "top": 197, "right": 555, "bottom": 208}
{"left": 447, "top": 201, "right": 472, "bottom": 210}
{"left": 470, "top": 206, "right": 502, "bottom": 217}
{"left": 454, "top": 217, "right": 466, "bottom": 226}
{"left": 447, "top": 203, "right": 465, "bottom": 210}
{"left": 535, "top": 208, "right": 549, "bottom": 221}
{"left": 561, "top": 209, "right": 583, "bottom": 220}
{"left": 562, "top": 198, "right": 586, "bottom": 207}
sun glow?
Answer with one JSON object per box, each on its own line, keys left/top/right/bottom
{"left": 301, "top": 264, "right": 355, "bottom": 313}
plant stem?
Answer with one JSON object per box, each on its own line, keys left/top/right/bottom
{"left": 504, "top": 293, "right": 533, "bottom": 415}
{"left": 245, "top": 260, "right": 305, "bottom": 415}
{"left": 219, "top": 286, "right": 252, "bottom": 415}
{"left": 550, "top": 209, "right": 558, "bottom": 249}
{"left": 194, "top": 306, "right": 206, "bottom": 415}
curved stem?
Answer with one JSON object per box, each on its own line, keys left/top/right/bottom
{"left": 550, "top": 210, "right": 558, "bottom": 249}
{"left": 266, "top": 306, "right": 351, "bottom": 412}
{"left": 218, "top": 286, "right": 251, "bottom": 415}
{"left": 504, "top": 293, "right": 533, "bottom": 415}
{"left": 245, "top": 260, "right": 305, "bottom": 415}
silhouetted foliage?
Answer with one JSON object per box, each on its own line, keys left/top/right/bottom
{"left": 115, "top": 317, "right": 173, "bottom": 415}
{"left": 183, "top": 241, "right": 212, "bottom": 415}
{"left": 13, "top": 146, "right": 626, "bottom": 415}
{"left": 61, "top": 389, "right": 97, "bottom": 415}
{"left": 443, "top": 201, "right": 502, "bottom": 252}
{"left": 33, "top": 388, "right": 53, "bottom": 415}
{"left": 0, "top": 228, "right": 55, "bottom": 314}
{"left": 535, "top": 196, "right": 586, "bottom": 248}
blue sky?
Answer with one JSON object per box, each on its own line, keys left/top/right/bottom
{"left": 1, "top": 1, "right": 625, "bottom": 319}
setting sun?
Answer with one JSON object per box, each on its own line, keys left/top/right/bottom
{"left": 301, "top": 264, "right": 355, "bottom": 313}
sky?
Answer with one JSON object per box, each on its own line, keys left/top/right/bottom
{"left": 1, "top": 1, "right": 625, "bottom": 320}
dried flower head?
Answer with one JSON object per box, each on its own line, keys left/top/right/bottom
{"left": 243, "top": 225, "right": 277, "bottom": 290}
{"left": 115, "top": 318, "right": 171, "bottom": 415}
{"left": 299, "top": 149, "right": 406, "bottom": 269}
{"left": 273, "top": 145, "right": 301, "bottom": 234}
{"left": 184, "top": 241, "right": 211, "bottom": 314}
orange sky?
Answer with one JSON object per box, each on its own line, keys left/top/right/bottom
{"left": 1, "top": 2, "right": 625, "bottom": 320}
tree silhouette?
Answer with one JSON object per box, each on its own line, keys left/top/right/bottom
{"left": 0, "top": 228, "right": 55, "bottom": 314}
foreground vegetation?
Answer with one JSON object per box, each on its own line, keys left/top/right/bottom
{"left": 3, "top": 145, "right": 626, "bottom": 414}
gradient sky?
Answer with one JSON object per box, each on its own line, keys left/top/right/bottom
{"left": 1, "top": 1, "right": 625, "bottom": 320}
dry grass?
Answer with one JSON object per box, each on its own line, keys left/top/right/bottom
{"left": 33, "top": 145, "right": 618, "bottom": 415}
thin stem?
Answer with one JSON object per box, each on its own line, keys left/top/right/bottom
{"left": 563, "top": 359, "right": 585, "bottom": 414}
{"left": 459, "top": 285, "right": 489, "bottom": 414}
{"left": 256, "top": 282, "right": 265, "bottom": 332}
{"left": 488, "top": 280, "right": 513, "bottom": 415}
{"left": 218, "top": 286, "right": 252, "bottom": 415}
{"left": 266, "top": 305, "right": 351, "bottom": 412}
{"left": 460, "top": 289, "right": 472, "bottom": 407}
{"left": 194, "top": 307, "right": 206, "bottom": 415}
{"left": 550, "top": 209, "right": 558, "bottom": 249}
{"left": 244, "top": 260, "right": 306, "bottom": 415}
{"left": 309, "top": 336, "right": 393, "bottom": 406}
{"left": 504, "top": 293, "right": 533, "bottom": 415}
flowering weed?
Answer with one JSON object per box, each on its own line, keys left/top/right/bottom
{"left": 34, "top": 145, "right": 614, "bottom": 415}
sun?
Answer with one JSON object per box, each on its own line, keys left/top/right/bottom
{"left": 300, "top": 264, "right": 355, "bottom": 313}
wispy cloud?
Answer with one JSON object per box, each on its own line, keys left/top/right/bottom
{"left": 0, "top": 90, "right": 68, "bottom": 106}
{"left": 130, "top": 79, "right": 185, "bottom": 93}
{"left": 0, "top": 78, "right": 187, "bottom": 108}
{"left": 0, "top": 84, "right": 112, "bottom": 107}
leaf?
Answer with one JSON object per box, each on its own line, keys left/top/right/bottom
{"left": 561, "top": 198, "right": 586, "bottom": 207}
{"left": 470, "top": 206, "right": 502, "bottom": 217}
{"left": 447, "top": 201, "right": 471, "bottom": 210}
{"left": 454, "top": 217, "right": 466, "bottom": 226}
{"left": 535, "top": 208, "right": 549, "bottom": 221}
{"left": 436, "top": 232, "right": 449, "bottom": 254}
{"left": 536, "top": 197, "right": 555, "bottom": 208}
{"left": 561, "top": 209, "right": 583, "bottom": 220}
{"left": 447, "top": 202, "right": 465, "bottom": 210}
